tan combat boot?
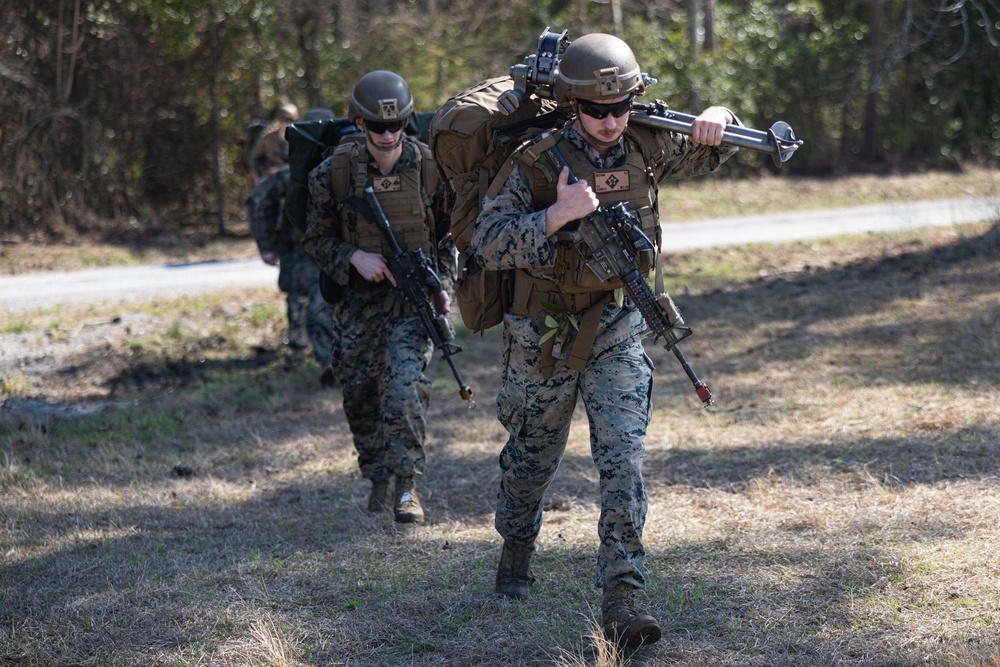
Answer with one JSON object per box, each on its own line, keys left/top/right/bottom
{"left": 367, "top": 478, "right": 392, "bottom": 512}
{"left": 393, "top": 475, "right": 424, "bottom": 523}
{"left": 601, "top": 584, "right": 661, "bottom": 650}
{"left": 495, "top": 540, "right": 535, "bottom": 599}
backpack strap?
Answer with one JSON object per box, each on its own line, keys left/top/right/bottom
{"left": 485, "top": 127, "right": 566, "bottom": 200}
{"left": 481, "top": 110, "right": 568, "bottom": 203}
{"left": 351, "top": 143, "right": 368, "bottom": 200}
{"left": 329, "top": 141, "right": 360, "bottom": 206}
{"left": 416, "top": 141, "right": 438, "bottom": 193}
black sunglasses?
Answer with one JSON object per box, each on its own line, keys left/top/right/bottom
{"left": 577, "top": 96, "right": 634, "bottom": 120}
{"left": 365, "top": 119, "right": 408, "bottom": 134}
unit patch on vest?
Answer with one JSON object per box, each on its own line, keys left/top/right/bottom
{"left": 593, "top": 170, "right": 630, "bottom": 193}
{"left": 373, "top": 175, "right": 402, "bottom": 193}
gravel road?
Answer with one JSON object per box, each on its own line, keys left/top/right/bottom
{"left": 1, "top": 197, "right": 996, "bottom": 311}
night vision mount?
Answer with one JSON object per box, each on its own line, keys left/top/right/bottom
{"left": 498, "top": 27, "right": 569, "bottom": 114}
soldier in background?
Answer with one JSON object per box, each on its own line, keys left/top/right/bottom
{"left": 247, "top": 102, "right": 300, "bottom": 186}
{"left": 249, "top": 107, "right": 335, "bottom": 385}
{"left": 302, "top": 71, "right": 453, "bottom": 524}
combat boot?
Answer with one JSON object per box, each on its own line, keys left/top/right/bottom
{"left": 393, "top": 475, "right": 424, "bottom": 523}
{"left": 495, "top": 540, "right": 535, "bottom": 599}
{"left": 367, "top": 478, "right": 392, "bottom": 513}
{"left": 601, "top": 584, "right": 661, "bottom": 650}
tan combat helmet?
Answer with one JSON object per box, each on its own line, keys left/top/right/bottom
{"left": 553, "top": 33, "right": 645, "bottom": 105}
{"left": 348, "top": 70, "right": 415, "bottom": 124}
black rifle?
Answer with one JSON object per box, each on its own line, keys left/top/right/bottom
{"left": 548, "top": 145, "right": 714, "bottom": 407}
{"left": 360, "top": 186, "right": 474, "bottom": 403}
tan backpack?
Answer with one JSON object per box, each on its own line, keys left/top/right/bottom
{"left": 428, "top": 76, "right": 563, "bottom": 333}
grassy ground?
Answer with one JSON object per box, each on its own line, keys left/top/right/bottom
{"left": 1, "top": 171, "right": 999, "bottom": 666}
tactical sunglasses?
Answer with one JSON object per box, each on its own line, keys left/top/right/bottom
{"left": 577, "top": 95, "right": 634, "bottom": 120}
{"left": 365, "top": 119, "right": 408, "bottom": 134}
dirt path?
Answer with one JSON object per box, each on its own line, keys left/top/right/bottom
{"left": 1, "top": 197, "right": 996, "bottom": 311}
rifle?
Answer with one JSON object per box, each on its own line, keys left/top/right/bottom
{"left": 360, "top": 186, "right": 474, "bottom": 403}
{"left": 547, "top": 145, "right": 714, "bottom": 407}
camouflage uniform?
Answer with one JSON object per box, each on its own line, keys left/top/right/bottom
{"left": 249, "top": 165, "right": 334, "bottom": 363}
{"left": 302, "top": 137, "right": 453, "bottom": 483}
{"left": 474, "top": 125, "right": 738, "bottom": 590}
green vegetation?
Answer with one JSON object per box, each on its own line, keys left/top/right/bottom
{"left": 3, "top": 0, "right": 997, "bottom": 238}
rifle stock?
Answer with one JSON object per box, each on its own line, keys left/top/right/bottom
{"left": 361, "top": 186, "right": 474, "bottom": 403}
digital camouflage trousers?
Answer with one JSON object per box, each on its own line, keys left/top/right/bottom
{"left": 329, "top": 294, "right": 433, "bottom": 482}
{"left": 278, "top": 244, "right": 333, "bottom": 364}
{"left": 494, "top": 303, "right": 653, "bottom": 590}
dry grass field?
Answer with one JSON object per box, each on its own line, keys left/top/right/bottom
{"left": 1, "top": 171, "right": 999, "bottom": 666}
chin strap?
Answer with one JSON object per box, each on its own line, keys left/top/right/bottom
{"left": 366, "top": 130, "right": 404, "bottom": 153}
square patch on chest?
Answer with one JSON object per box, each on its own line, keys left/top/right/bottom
{"left": 593, "top": 170, "right": 630, "bottom": 193}
{"left": 373, "top": 175, "right": 402, "bottom": 193}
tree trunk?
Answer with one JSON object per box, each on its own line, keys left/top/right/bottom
{"left": 862, "top": 0, "right": 884, "bottom": 163}
{"left": 209, "top": 22, "right": 226, "bottom": 236}
{"left": 611, "top": 0, "right": 623, "bottom": 37}
{"left": 298, "top": 11, "right": 323, "bottom": 108}
{"left": 687, "top": 0, "right": 702, "bottom": 109}
{"left": 687, "top": 0, "right": 701, "bottom": 60}
{"left": 703, "top": 0, "right": 715, "bottom": 53}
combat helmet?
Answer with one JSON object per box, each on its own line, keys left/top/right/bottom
{"left": 553, "top": 33, "right": 644, "bottom": 105}
{"left": 349, "top": 70, "right": 415, "bottom": 124}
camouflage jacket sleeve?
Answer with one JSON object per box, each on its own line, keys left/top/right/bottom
{"left": 301, "top": 156, "right": 358, "bottom": 285}
{"left": 249, "top": 173, "right": 282, "bottom": 254}
{"left": 472, "top": 164, "right": 557, "bottom": 272}
{"left": 654, "top": 109, "right": 742, "bottom": 182}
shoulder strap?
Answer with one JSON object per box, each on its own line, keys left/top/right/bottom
{"left": 329, "top": 141, "right": 364, "bottom": 205}
{"left": 622, "top": 125, "right": 666, "bottom": 288}
{"left": 415, "top": 140, "right": 440, "bottom": 195}
{"left": 485, "top": 127, "right": 565, "bottom": 200}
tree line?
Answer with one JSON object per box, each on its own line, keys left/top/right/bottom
{"left": 2, "top": 0, "right": 997, "bottom": 239}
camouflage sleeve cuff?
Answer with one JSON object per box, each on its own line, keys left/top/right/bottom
{"left": 333, "top": 243, "right": 360, "bottom": 285}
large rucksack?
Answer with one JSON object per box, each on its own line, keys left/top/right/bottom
{"left": 428, "top": 76, "right": 563, "bottom": 333}
{"left": 282, "top": 117, "right": 359, "bottom": 234}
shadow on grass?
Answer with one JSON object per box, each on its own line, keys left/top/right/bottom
{"left": 664, "top": 222, "right": 1000, "bottom": 388}
{"left": 1, "top": 445, "right": 991, "bottom": 665}
{"left": 2, "top": 225, "right": 998, "bottom": 664}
